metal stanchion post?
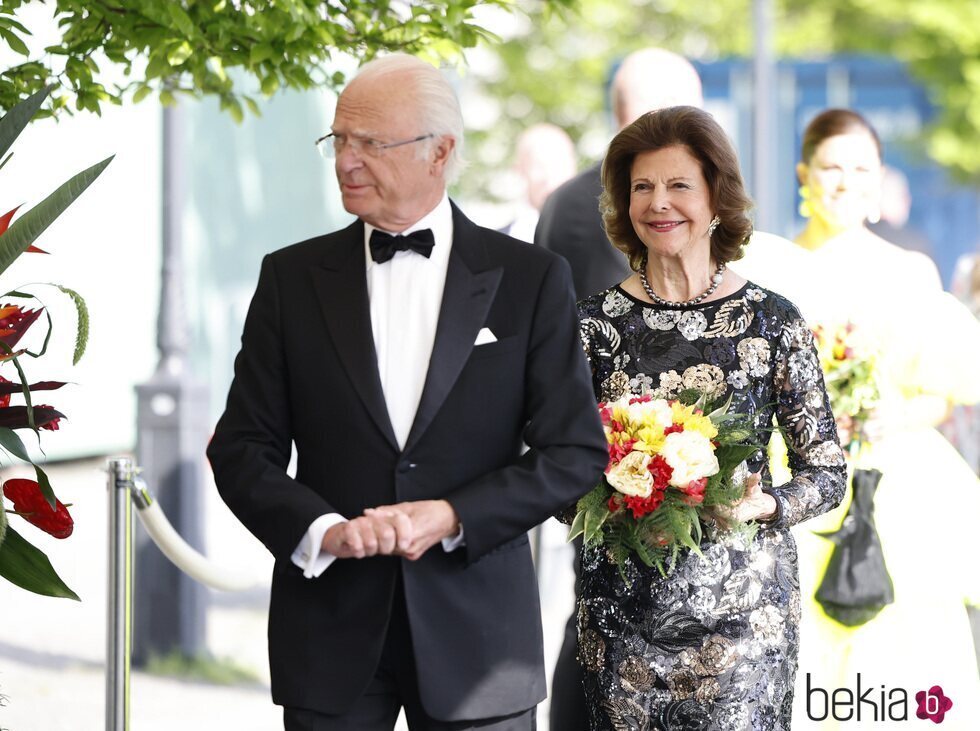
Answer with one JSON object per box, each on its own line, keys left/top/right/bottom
{"left": 106, "top": 458, "right": 135, "bottom": 731}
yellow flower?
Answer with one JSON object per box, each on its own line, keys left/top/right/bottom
{"left": 670, "top": 402, "right": 718, "bottom": 440}
{"left": 632, "top": 426, "right": 666, "bottom": 455}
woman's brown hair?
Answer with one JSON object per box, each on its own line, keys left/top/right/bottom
{"left": 801, "top": 108, "right": 882, "bottom": 164}
{"left": 600, "top": 106, "right": 754, "bottom": 271}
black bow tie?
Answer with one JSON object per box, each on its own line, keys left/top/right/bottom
{"left": 369, "top": 228, "right": 435, "bottom": 263}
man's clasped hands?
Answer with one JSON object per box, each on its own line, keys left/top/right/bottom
{"left": 322, "top": 500, "right": 461, "bottom": 561}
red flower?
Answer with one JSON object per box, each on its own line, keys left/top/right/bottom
{"left": 35, "top": 404, "right": 62, "bottom": 431}
{"left": 647, "top": 454, "right": 673, "bottom": 491}
{"left": 624, "top": 490, "right": 664, "bottom": 519}
{"left": 607, "top": 438, "right": 636, "bottom": 466}
{"left": 628, "top": 394, "right": 653, "bottom": 405}
{"left": 598, "top": 402, "right": 612, "bottom": 426}
{"left": 681, "top": 477, "right": 708, "bottom": 506}
{"left": 3, "top": 478, "right": 74, "bottom": 538}
{"left": 0, "top": 304, "right": 44, "bottom": 352}
{"left": 663, "top": 423, "right": 684, "bottom": 436}
{"left": 0, "top": 374, "right": 10, "bottom": 408}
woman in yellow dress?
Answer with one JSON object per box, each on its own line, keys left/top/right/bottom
{"left": 742, "top": 108, "right": 980, "bottom": 729}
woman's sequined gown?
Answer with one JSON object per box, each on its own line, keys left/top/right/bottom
{"left": 576, "top": 283, "right": 846, "bottom": 731}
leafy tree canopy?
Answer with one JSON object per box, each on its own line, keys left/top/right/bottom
{"left": 0, "top": 0, "right": 514, "bottom": 121}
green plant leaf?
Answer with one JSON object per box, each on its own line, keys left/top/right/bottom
{"left": 0, "top": 85, "right": 51, "bottom": 161}
{"left": 0, "top": 425, "right": 32, "bottom": 462}
{"left": 167, "top": 4, "right": 198, "bottom": 38}
{"left": 0, "top": 155, "right": 113, "bottom": 277}
{"left": 0, "top": 495, "right": 7, "bottom": 548}
{"left": 34, "top": 465, "right": 57, "bottom": 510}
{"left": 0, "top": 525, "right": 79, "bottom": 600}
{"left": 56, "top": 285, "right": 89, "bottom": 364}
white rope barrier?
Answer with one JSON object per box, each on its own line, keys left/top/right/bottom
{"left": 132, "top": 493, "right": 256, "bottom": 593}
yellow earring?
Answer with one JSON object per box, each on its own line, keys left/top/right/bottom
{"left": 798, "top": 185, "right": 813, "bottom": 218}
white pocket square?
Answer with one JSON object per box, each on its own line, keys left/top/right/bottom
{"left": 474, "top": 327, "right": 497, "bottom": 346}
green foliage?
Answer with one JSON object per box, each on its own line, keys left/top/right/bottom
{"left": 0, "top": 0, "right": 514, "bottom": 119}
{"left": 0, "top": 525, "right": 80, "bottom": 600}
{"left": 55, "top": 286, "right": 89, "bottom": 365}
{"left": 0, "top": 156, "right": 113, "bottom": 276}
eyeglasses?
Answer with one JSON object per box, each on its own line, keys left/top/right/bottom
{"left": 315, "top": 132, "right": 434, "bottom": 159}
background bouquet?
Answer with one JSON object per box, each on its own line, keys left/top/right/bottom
{"left": 812, "top": 321, "right": 880, "bottom": 452}
{"left": 569, "top": 390, "right": 760, "bottom": 578}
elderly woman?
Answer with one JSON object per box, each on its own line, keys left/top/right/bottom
{"left": 575, "top": 106, "right": 846, "bottom": 730}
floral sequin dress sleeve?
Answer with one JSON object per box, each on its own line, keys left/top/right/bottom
{"left": 764, "top": 311, "right": 848, "bottom": 529}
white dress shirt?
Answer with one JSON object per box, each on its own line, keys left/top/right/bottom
{"left": 292, "top": 194, "right": 463, "bottom": 577}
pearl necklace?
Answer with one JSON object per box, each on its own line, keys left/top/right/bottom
{"left": 638, "top": 257, "right": 726, "bottom": 307}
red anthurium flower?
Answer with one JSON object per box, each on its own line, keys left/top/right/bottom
{"left": 3, "top": 478, "right": 74, "bottom": 538}
{"left": 0, "top": 304, "right": 44, "bottom": 351}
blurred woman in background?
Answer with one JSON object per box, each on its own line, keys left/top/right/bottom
{"left": 783, "top": 108, "right": 980, "bottom": 729}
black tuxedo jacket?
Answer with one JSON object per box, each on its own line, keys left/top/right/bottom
{"left": 534, "top": 162, "right": 632, "bottom": 299}
{"left": 207, "top": 203, "right": 607, "bottom": 721}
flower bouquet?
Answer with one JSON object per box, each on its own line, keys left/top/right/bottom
{"left": 812, "top": 322, "right": 880, "bottom": 452}
{"left": 569, "top": 390, "right": 761, "bottom": 578}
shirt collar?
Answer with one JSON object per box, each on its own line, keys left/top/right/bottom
{"left": 363, "top": 194, "right": 453, "bottom": 271}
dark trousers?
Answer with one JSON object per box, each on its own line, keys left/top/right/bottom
{"left": 548, "top": 537, "right": 588, "bottom": 731}
{"left": 284, "top": 573, "right": 536, "bottom": 731}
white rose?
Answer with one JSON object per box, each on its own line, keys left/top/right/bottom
{"left": 606, "top": 450, "right": 654, "bottom": 497}
{"left": 627, "top": 398, "right": 673, "bottom": 429}
{"left": 662, "top": 431, "right": 719, "bottom": 487}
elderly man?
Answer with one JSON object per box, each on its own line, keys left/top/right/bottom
{"left": 207, "top": 53, "right": 607, "bottom": 731}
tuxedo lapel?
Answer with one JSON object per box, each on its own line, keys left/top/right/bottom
{"left": 404, "top": 207, "right": 502, "bottom": 452}
{"left": 310, "top": 222, "right": 399, "bottom": 451}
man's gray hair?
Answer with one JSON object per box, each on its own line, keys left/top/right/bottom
{"left": 354, "top": 53, "right": 466, "bottom": 183}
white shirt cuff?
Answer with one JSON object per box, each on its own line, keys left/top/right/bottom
{"left": 291, "top": 513, "right": 348, "bottom": 578}
{"left": 441, "top": 524, "right": 465, "bottom": 552}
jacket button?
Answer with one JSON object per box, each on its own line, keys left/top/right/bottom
{"left": 397, "top": 462, "right": 416, "bottom": 474}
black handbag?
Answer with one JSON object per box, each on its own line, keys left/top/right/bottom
{"left": 815, "top": 468, "right": 895, "bottom": 626}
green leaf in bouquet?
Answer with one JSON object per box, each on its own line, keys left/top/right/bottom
{"left": 0, "top": 525, "right": 79, "bottom": 600}
{"left": 661, "top": 499, "right": 702, "bottom": 558}
{"left": 567, "top": 509, "right": 585, "bottom": 542}
{"left": 576, "top": 483, "right": 611, "bottom": 514}
{"left": 716, "top": 443, "right": 759, "bottom": 473}
{"left": 706, "top": 391, "right": 735, "bottom": 422}
{"left": 676, "top": 388, "right": 702, "bottom": 406}
{"left": 626, "top": 529, "right": 656, "bottom": 568}
{"left": 0, "top": 495, "right": 7, "bottom": 547}
{"left": 0, "top": 155, "right": 114, "bottom": 277}
{"left": 583, "top": 505, "right": 609, "bottom": 545}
